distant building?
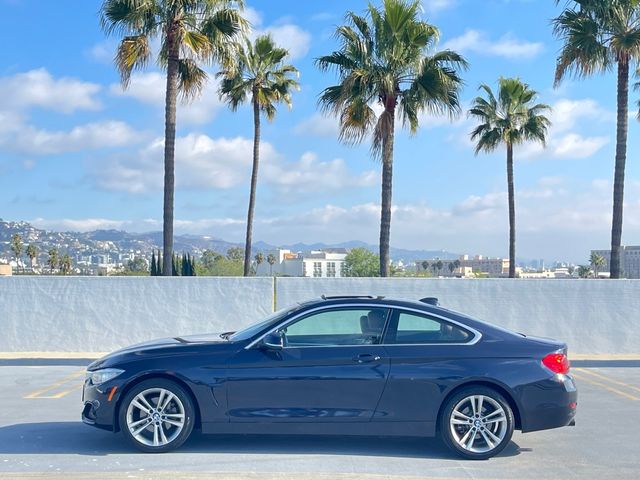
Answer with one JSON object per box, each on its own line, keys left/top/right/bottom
{"left": 256, "top": 248, "right": 348, "bottom": 277}
{"left": 591, "top": 246, "right": 640, "bottom": 279}
{"left": 417, "top": 254, "right": 510, "bottom": 278}
{"left": 0, "top": 264, "right": 11, "bottom": 276}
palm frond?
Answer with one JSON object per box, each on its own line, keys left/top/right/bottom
{"left": 100, "top": 0, "right": 160, "bottom": 36}
{"left": 177, "top": 58, "right": 209, "bottom": 101}
{"left": 469, "top": 77, "right": 551, "bottom": 155}
{"left": 218, "top": 33, "right": 299, "bottom": 119}
{"left": 115, "top": 34, "right": 151, "bottom": 87}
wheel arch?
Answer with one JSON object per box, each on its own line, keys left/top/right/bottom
{"left": 436, "top": 380, "right": 522, "bottom": 431}
{"left": 113, "top": 372, "right": 202, "bottom": 432}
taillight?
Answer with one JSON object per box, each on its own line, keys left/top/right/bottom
{"left": 542, "top": 353, "right": 570, "bottom": 374}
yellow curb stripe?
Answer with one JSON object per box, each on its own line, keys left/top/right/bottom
{"left": 36, "top": 382, "right": 85, "bottom": 399}
{"left": 23, "top": 369, "right": 85, "bottom": 399}
{"left": 574, "top": 368, "right": 640, "bottom": 393}
{"left": 572, "top": 373, "right": 640, "bottom": 401}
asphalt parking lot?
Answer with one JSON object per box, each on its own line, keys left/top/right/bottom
{"left": 0, "top": 364, "right": 638, "bottom": 480}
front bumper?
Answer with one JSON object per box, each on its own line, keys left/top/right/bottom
{"left": 82, "top": 379, "right": 120, "bottom": 431}
{"left": 520, "top": 373, "right": 578, "bottom": 433}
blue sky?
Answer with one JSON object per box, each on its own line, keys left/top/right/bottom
{"left": 0, "top": 0, "right": 639, "bottom": 262}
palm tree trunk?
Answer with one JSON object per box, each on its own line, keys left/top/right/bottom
{"left": 243, "top": 92, "right": 261, "bottom": 276}
{"left": 379, "top": 110, "right": 395, "bottom": 277}
{"left": 506, "top": 143, "right": 516, "bottom": 278}
{"left": 162, "top": 27, "right": 179, "bottom": 276}
{"left": 610, "top": 58, "right": 629, "bottom": 279}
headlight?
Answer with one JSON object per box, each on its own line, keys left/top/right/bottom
{"left": 87, "top": 368, "right": 124, "bottom": 385}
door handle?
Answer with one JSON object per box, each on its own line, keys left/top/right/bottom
{"left": 354, "top": 353, "right": 382, "bottom": 363}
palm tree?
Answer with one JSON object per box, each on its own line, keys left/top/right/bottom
{"left": 448, "top": 262, "right": 455, "bottom": 275}
{"left": 469, "top": 77, "right": 551, "bottom": 278}
{"left": 577, "top": 265, "right": 592, "bottom": 279}
{"left": 10, "top": 234, "right": 23, "bottom": 272}
{"left": 47, "top": 248, "right": 58, "bottom": 274}
{"left": 421, "top": 260, "right": 429, "bottom": 275}
{"left": 266, "top": 253, "right": 276, "bottom": 275}
{"left": 26, "top": 244, "right": 37, "bottom": 270}
{"left": 255, "top": 252, "right": 264, "bottom": 275}
{"left": 553, "top": 0, "right": 640, "bottom": 278}
{"left": 317, "top": 0, "right": 467, "bottom": 276}
{"left": 218, "top": 34, "right": 299, "bottom": 277}
{"left": 590, "top": 252, "right": 606, "bottom": 278}
{"left": 59, "top": 254, "right": 72, "bottom": 275}
{"left": 100, "top": 0, "right": 247, "bottom": 276}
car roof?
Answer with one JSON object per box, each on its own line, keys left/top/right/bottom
{"left": 299, "top": 296, "right": 446, "bottom": 315}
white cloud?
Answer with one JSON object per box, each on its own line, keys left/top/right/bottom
{"left": 264, "top": 24, "right": 311, "bottom": 61}
{"left": 93, "top": 134, "right": 377, "bottom": 194}
{"left": 550, "top": 99, "right": 614, "bottom": 133}
{"left": 109, "top": 72, "right": 224, "bottom": 125}
{"left": 0, "top": 113, "right": 144, "bottom": 155}
{"left": 424, "top": 0, "right": 457, "bottom": 14}
{"left": 38, "top": 178, "right": 640, "bottom": 261}
{"left": 552, "top": 134, "right": 610, "bottom": 159}
{"left": 246, "top": 7, "right": 311, "bottom": 60}
{"left": 0, "top": 68, "right": 101, "bottom": 113}
{"left": 294, "top": 113, "right": 340, "bottom": 137}
{"left": 86, "top": 40, "right": 116, "bottom": 64}
{"left": 518, "top": 98, "right": 612, "bottom": 160}
{"left": 263, "top": 152, "right": 378, "bottom": 193}
{"left": 443, "top": 30, "right": 543, "bottom": 59}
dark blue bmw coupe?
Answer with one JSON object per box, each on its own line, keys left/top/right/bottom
{"left": 82, "top": 295, "right": 577, "bottom": 459}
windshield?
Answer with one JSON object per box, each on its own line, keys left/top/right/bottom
{"left": 229, "top": 305, "right": 299, "bottom": 342}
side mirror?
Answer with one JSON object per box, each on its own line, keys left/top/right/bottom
{"left": 261, "top": 331, "right": 284, "bottom": 350}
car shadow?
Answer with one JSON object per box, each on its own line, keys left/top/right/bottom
{"left": 0, "top": 421, "right": 522, "bottom": 459}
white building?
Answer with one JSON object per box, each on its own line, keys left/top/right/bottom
{"left": 591, "top": 246, "right": 640, "bottom": 279}
{"left": 256, "top": 248, "right": 348, "bottom": 277}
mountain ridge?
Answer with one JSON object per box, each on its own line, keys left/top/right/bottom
{"left": 0, "top": 219, "right": 459, "bottom": 263}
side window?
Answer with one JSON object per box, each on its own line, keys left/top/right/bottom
{"left": 388, "top": 311, "right": 471, "bottom": 344}
{"left": 280, "top": 308, "right": 388, "bottom": 346}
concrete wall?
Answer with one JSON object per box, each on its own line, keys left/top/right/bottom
{"left": 0, "top": 276, "right": 638, "bottom": 355}
{"left": 0, "top": 277, "right": 273, "bottom": 352}
{"left": 275, "top": 278, "right": 640, "bottom": 356}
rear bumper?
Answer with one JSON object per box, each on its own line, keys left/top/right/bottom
{"left": 520, "top": 374, "right": 578, "bottom": 433}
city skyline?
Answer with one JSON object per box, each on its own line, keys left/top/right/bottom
{"left": 1, "top": 0, "right": 639, "bottom": 264}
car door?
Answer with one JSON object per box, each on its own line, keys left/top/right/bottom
{"left": 226, "top": 306, "right": 391, "bottom": 423}
{"left": 374, "top": 308, "right": 478, "bottom": 424}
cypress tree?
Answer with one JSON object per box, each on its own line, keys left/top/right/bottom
{"left": 190, "top": 254, "right": 196, "bottom": 276}
{"left": 181, "top": 253, "right": 188, "bottom": 276}
{"left": 150, "top": 252, "right": 157, "bottom": 276}
{"left": 172, "top": 254, "right": 178, "bottom": 276}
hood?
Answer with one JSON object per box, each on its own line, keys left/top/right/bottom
{"left": 88, "top": 332, "right": 230, "bottom": 370}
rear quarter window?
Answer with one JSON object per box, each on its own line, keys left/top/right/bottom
{"left": 389, "top": 310, "right": 472, "bottom": 344}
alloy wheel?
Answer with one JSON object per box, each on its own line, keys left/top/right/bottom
{"left": 125, "top": 387, "right": 186, "bottom": 447}
{"left": 449, "top": 394, "right": 508, "bottom": 454}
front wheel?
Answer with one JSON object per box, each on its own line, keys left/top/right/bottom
{"left": 440, "top": 386, "right": 514, "bottom": 460}
{"left": 119, "top": 378, "right": 195, "bottom": 453}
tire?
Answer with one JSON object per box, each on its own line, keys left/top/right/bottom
{"left": 119, "top": 378, "right": 195, "bottom": 453}
{"left": 439, "top": 386, "right": 514, "bottom": 460}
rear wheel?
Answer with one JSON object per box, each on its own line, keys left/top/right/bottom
{"left": 119, "top": 378, "right": 195, "bottom": 453}
{"left": 440, "top": 386, "right": 514, "bottom": 460}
